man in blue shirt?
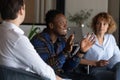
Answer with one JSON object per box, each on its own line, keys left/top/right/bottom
{"left": 31, "top": 10, "right": 95, "bottom": 80}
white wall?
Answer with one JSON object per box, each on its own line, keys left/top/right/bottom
{"left": 65, "top": 0, "right": 108, "bottom": 35}
{"left": 65, "top": 0, "right": 108, "bottom": 16}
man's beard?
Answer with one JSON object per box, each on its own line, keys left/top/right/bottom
{"left": 57, "top": 33, "right": 67, "bottom": 37}
{"left": 55, "top": 30, "right": 67, "bottom": 37}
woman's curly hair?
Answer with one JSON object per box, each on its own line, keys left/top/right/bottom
{"left": 91, "top": 12, "right": 116, "bottom": 34}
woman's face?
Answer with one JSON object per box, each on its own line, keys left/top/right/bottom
{"left": 95, "top": 18, "right": 109, "bottom": 35}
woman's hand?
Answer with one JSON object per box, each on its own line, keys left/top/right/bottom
{"left": 96, "top": 60, "right": 109, "bottom": 67}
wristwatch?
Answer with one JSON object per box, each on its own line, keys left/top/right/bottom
{"left": 62, "top": 50, "right": 72, "bottom": 58}
{"left": 79, "top": 49, "right": 86, "bottom": 54}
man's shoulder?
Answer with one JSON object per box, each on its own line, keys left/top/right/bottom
{"left": 30, "top": 32, "right": 49, "bottom": 46}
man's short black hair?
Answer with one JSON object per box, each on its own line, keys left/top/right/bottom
{"left": 45, "top": 9, "right": 63, "bottom": 27}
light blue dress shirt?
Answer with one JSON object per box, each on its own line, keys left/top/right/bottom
{"left": 84, "top": 34, "right": 120, "bottom": 68}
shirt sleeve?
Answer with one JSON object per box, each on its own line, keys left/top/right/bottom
{"left": 109, "top": 35, "right": 120, "bottom": 68}
{"left": 13, "top": 36, "right": 56, "bottom": 80}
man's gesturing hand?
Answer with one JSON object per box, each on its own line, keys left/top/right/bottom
{"left": 64, "top": 34, "right": 74, "bottom": 53}
{"left": 80, "top": 33, "right": 96, "bottom": 53}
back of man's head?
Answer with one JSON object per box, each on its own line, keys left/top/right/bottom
{"left": 45, "top": 9, "right": 63, "bottom": 27}
{"left": 0, "top": 0, "right": 24, "bottom": 20}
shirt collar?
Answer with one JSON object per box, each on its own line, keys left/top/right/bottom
{"left": 2, "top": 21, "right": 24, "bottom": 35}
{"left": 41, "top": 30, "right": 64, "bottom": 43}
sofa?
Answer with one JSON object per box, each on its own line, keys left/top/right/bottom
{"left": 0, "top": 65, "right": 50, "bottom": 80}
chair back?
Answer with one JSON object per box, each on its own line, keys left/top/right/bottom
{"left": 0, "top": 65, "right": 50, "bottom": 80}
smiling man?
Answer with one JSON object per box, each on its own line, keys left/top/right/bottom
{"left": 31, "top": 9, "right": 96, "bottom": 80}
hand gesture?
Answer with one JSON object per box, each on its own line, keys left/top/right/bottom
{"left": 80, "top": 33, "right": 96, "bottom": 52}
{"left": 64, "top": 34, "right": 74, "bottom": 53}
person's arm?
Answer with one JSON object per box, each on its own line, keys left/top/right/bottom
{"left": 80, "top": 58, "right": 109, "bottom": 67}
{"left": 62, "top": 33, "right": 96, "bottom": 69}
{"left": 109, "top": 35, "right": 120, "bottom": 68}
{"left": 80, "top": 58, "right": 96, "bottom": 66}
{"left": 66, "top": 32, "right": 96, "bottom": 67}
{"left": 62, "top": 33, "right": 96, "bottom": 71}
{"left": 13, "top": 36, "right": 56, "bottom": 80}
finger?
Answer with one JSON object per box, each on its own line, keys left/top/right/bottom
{"left": 71, "top": 34, "right": 74, "bottom": 41}
{"left": 86, "top": 33, "right": 91, "bottom": 39}
{"left": 89, "top": 33, "right": 96, "bottom": 44}
{"left": 68, "top": 34, "right": 74, "bottom": 41}
{"left": 67, "top": 34, "right": 74, "bottom": 44}
{"left": 90, "top": 32, "right": 95, "bottom": 39}
{"left": 88, "top": 33, "right": 95, "bottom": 41}
{"left": 101, "top": 60, "right": 109, "bottom": 66}
{"left": 70, "top": 42, "right": 74, "bottom": 46}
{"left": 104, "top": 61, "right": 109, "bottom": 64}
{"left": 90, "top": 36, "right": 96, "bottom": 44}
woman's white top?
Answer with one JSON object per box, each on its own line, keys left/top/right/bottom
{"left": 84, "top": 34, "right": 120, "bottom": 68}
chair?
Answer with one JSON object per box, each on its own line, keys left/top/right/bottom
{"left": 0, "top": 65, "right": 50, "bottom": 80}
